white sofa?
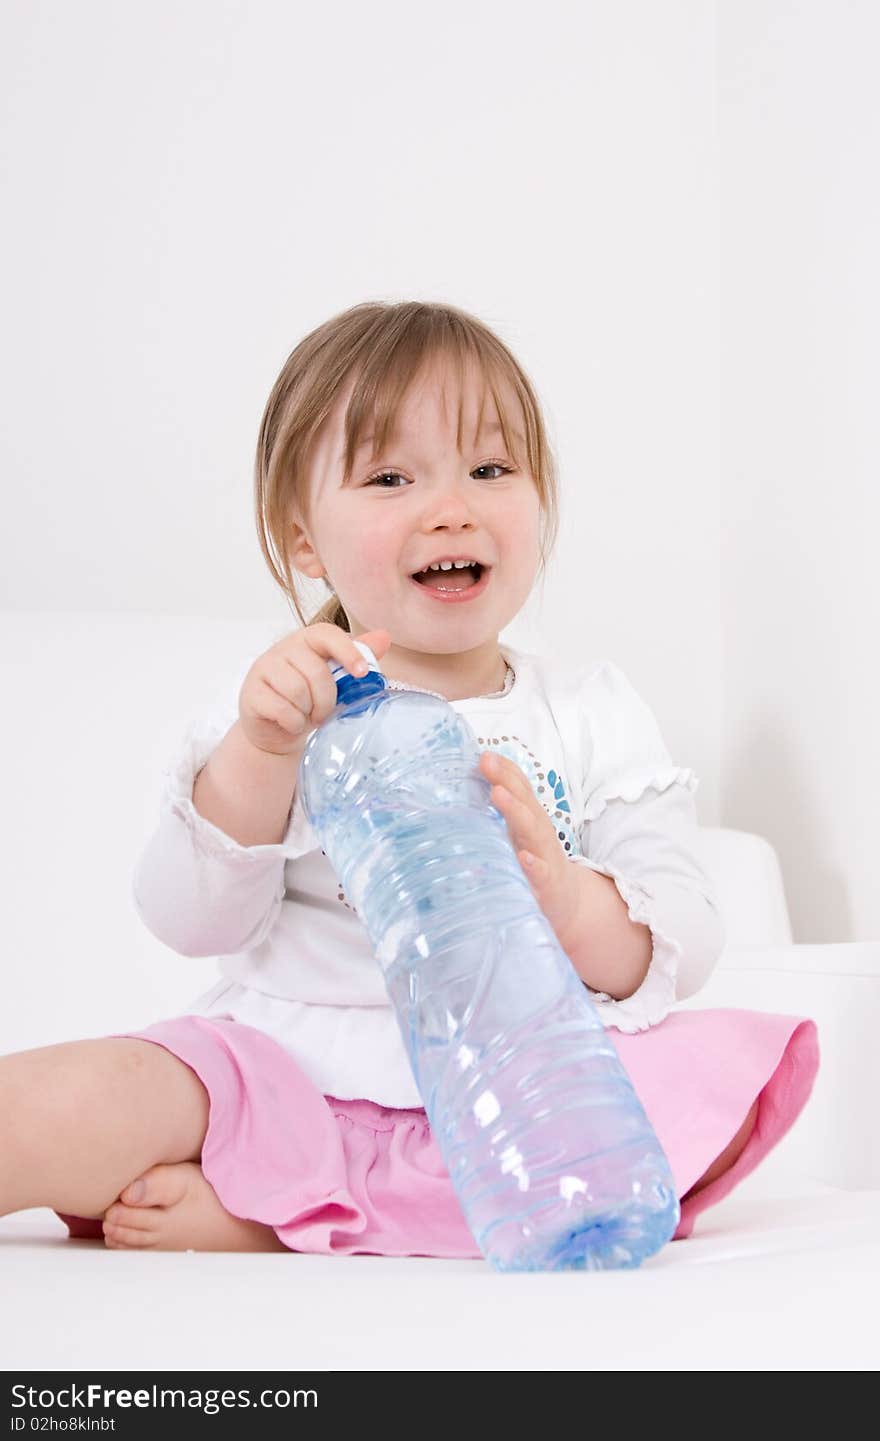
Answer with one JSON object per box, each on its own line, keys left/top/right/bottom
{"left": 1, "top": 610, "right": 878, "bottom": 1372}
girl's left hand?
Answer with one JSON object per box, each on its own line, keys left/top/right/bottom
{"left": 479, "top": 750, "right": 585, "bottom": 953}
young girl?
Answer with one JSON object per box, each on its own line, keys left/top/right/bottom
{"left": 0, "top": 300, "right": 819, "bottom": 1257}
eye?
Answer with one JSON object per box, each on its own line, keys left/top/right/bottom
{"left": 363, "top": 470, "right": 408, "bottom": 489}
{"left": 475, "top": 462, "right": 513, "bottom": 480}
{"left": 363, "top": 462, "right": 513, "bottom": 488}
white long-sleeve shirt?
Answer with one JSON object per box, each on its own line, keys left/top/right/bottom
{"left": 132, "top": 642, "right": 726, "bottom": 1107}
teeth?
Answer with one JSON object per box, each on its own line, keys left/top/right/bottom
{"left": 426, "top": 560, "right": 477, "bottom": 572}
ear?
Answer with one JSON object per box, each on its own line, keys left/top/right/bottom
{"left": 286, "top": 511, "right": 327, "bottom": 582}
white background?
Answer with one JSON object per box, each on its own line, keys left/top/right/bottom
{"left": 1, "top": 1, "right": 876, "bottom": 941}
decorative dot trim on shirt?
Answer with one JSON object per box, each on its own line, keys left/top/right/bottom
{"left": 473, "top": 735, "right": 577, "bottom": 857}
{"left": 384, "top": 660, "right": 515, "bottom": 702}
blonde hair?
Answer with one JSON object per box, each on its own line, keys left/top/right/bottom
{"left": 254, "top": 300, "right": 560, "bottom": 632}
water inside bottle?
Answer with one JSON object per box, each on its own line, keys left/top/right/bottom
{"left": 301, "top": 670, "right": 681, "bottom": 1272}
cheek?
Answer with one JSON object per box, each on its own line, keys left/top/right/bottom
{"left": 500, "top": 502, "right": 542, "bottom": 566}
{"left": 333, "top": 520, "right": 404, "bottom": 593}
{"left": 357, "top": 525, "right": 400, "bottom": 573}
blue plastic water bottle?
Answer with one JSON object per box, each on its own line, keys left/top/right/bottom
{"left": 298, "top": 641, "right": 680, "bottom": 1272}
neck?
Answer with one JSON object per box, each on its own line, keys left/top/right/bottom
{"left": 379, "top": 643, "right": 509, "bottom": 702}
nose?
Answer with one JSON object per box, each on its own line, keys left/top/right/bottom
{"left": 419, "top": 482, "right": 479, "bottom": 534}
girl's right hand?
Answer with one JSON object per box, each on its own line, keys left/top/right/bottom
{"left": 238, "top": 623, "right": 392, "bottom": 757}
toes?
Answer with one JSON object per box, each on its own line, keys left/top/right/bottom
{"left": 104, "top": 1200, "right": 154, "bottom": 1230}
{"left": 102, "top": 1219, "right": 157, "bottom": 1250}
{"left": 119, "top": 1162, "right": 194, "bottom": 1209}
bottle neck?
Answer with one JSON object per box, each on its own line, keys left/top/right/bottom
{"left": 333, "top": 668, "right": 388, "bottom": 707}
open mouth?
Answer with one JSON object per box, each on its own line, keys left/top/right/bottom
{"left": 409, "top": 561, "right": 490, "bottom": 602}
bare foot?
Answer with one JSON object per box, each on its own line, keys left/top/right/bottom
{"left": 101, "top": 1161, "right": 288, "bottom": 1252}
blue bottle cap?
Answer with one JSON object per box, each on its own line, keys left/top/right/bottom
{"left": 326, "top": 641, "right": 385, "bottom": 703}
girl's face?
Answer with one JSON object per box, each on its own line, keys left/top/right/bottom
{"left": 289, "top": 359, "right": 543, "bottom": 687}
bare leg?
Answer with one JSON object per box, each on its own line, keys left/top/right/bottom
{"left": 0, "top": 1037, "right": 210, "bottom": 1219}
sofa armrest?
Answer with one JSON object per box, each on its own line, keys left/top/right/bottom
{"left": 674, "top": 941, "right": 880, "bottom": 1190}
{"left": 692, "top": 827, "right": 794, "bottom": 949}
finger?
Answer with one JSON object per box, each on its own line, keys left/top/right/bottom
{"left": 281, "top": 624, "right": 373, "bottom": 686}
{"left": 496, "top": 785, "right": 562, "bottom": 872}
{"left": 255, "top": 678, "right": 309, "bottom": 737}
{"left": 518, "top": 849, "right": 548, "bottom": 883}
{"left": 491, "top": 785, "right": 544, "bottom": 856}
{"left": 356, "top": 628, "right": 393, "bottom": 659}
{"left": 490, "top": 784, "right": 532, "bottom": 820}
{"left": 308, "top": 623, "right": 378, "bottom": 676}
{"left": 274, "top": 631, "right": 363, "bottom": 718}
{"left": 302, "top": 624, "right": 374, "bottom": 686}
{"left": 481, "top": 751, "right": 528, "bottom": 799}
{"left": 263, "top": 653, "right": 313, "bottom": 715}
{"left": 489, "top": 775, "right": 542, "bottom": 832}
{"left": 267, "top": 629, "right": 370, "bottom": 732}
{"left": 281, "top": 649, "right": 341, "bottom": 718}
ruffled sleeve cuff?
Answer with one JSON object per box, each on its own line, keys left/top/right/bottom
{"left": 567, "top": 854, "right": 682, "bottom": 1032}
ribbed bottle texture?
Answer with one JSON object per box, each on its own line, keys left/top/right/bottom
{"left": 298, "top": 645, "right": 680, "bottom": 1271}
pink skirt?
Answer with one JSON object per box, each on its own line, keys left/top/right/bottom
{"left": 55, "top": 1007, "right": 819, "bottom": 1256}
